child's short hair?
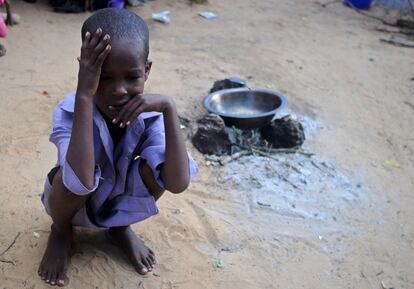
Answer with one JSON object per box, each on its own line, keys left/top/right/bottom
{"left": 81, "top": 8, "right": 149, "bottom": 60}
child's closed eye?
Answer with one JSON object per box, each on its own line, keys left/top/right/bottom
{"left": 127, "top": 75, "right": 141, "bottom": 81}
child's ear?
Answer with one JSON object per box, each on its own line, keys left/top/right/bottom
{"left": 144, "top": 60, "right": 152, "bottom": 81}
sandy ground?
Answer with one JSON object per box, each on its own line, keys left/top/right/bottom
{"left": 1, "top": 0, "right": 413, "bottom": 288}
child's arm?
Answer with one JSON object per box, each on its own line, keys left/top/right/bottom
{"left": 66, "top": 28, "right": 111, "bottom": 190}
{"left": 160, "top": 100, "right": 190, "bottom": 193}
{"left": 113, "top": 95, "right": 190, "bottom": 193}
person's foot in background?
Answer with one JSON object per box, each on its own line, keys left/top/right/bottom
{"left": 53, "top": 0, "right": 84, "bottom": 13}
{"left": 0, "top": 43, "right": 6, "bottom": 57}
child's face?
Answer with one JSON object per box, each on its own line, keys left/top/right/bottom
{"left": 94, "top": 39, "right": 151, "bottom": 120}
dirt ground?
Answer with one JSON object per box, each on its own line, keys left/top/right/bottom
{"left": 1, "top": 0, "right": 413, "bottom": 288}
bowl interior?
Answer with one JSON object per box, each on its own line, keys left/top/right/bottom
{"left": 207, "top": 89, "right": 284, "bottom": 118}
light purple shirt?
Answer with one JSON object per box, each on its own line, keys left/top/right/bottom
{"left": 42, "top": 92, "right": 198, "bottom": 228}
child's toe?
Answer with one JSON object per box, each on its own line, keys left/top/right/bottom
{"left": 45, "top": 271, "right": 52, "bottom": 283}
{"left": 148, "top": 254, "right": 156, "bottom": 264}
{"left": 50, "top": 272, "right": 58, "bottom": 286}
{"left": 135, "top": 262, "right": 148, "bottom": 275}
{"left": 41, "top": 270, "right": 47, "bottom": 280}
{"left": 146, "top": 257, "right": 154, "bottom": 268}
{"left": 57, "top": 277, "right": 66, "bottom": 287}
{"left": 141, "top": 258, "right": 152, "bottom": 271}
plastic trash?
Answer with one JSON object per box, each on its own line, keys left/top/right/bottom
{"left": 212, "top": 259, "right": 224, "bottom": 269}
{"left": 199, "top": 11, "right": 217, "bottom": 19}
{"left": 343, "top": 0, "right": 372, "bottom": 9}
{"left": 152, "top": 10, "right": 171, "bottom": 24}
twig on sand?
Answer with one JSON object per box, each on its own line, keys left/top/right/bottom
{"left": 205, "top": 151, "right": 254, "bottom": 165}
{"left": 0, "top": 258, "right": 15, "bottom": 265}
{"left": 316, "top": 0, "right": 340, "bottom": 7}
{"left": 218, "top": 151, "right": 252, "bottom": 165}
{"left": 0, "top": 232, "right": 21, "bottom": 256}
{"left": 404, "top": 101, "right": 414, "bottom": 111}
{"left": 355, "top": 10, "right": 397, "bottom": 26}
{"left": 246, "top": 145, "right": 314, "bottom": 157}
{"left": 263, "top": 147, "right": 314, "bottom": 157}
{"left": 375, "top": 26, "right": 414, "bottom": 36}
{"left": 397, "top": 18, "right": 414, "bottom": 29}
{"left": 250, "top": 148, "right": 282, "bottom": 161}
{"left": 277, "top": 173, "right": 301, "bottom": 190}
{"left": 206, "top": 145, "right": 314, "bottom": 166}
{"left": 380, "top": 36, "right": 414, "bottom": 47}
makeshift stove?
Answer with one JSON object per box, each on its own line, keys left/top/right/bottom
{"left": 190, "top": 77, "right": 306, "bottom": 158}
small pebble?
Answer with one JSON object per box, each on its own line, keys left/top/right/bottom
{"left": 171, "top": 209, "right": 183, "bottom": 214}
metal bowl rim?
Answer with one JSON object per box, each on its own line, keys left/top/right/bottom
{"left": 203, "top": 87, "right": 288, "bottom": 119}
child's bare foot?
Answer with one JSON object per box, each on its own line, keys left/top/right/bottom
{"left": 0, "top": 44, "right": 6, "bottom": 57}
{"left": 38, "top": 225, "right": 72, "bottom": 286}
{"left": 108, "top": 226, "right": 156, "bottom": 274}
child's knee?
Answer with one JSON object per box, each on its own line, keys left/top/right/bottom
{"left": 139, "top": 160, "right": 164, "bottom": 196}
{"left": 49, "top": 168, "right": 89, "bottom": 202}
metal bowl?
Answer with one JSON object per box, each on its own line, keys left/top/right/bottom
{"left": 203, "top": 88, "right": 287, "bottom": 129}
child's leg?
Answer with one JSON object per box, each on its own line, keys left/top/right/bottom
{"left": 38, "top": 168, "right": 89, "bottom": 286}
{"left": 108, "top": 160, "right": 164, "bottom": 275}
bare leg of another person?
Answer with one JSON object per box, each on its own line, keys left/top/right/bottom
{"left": 0, "top": 44, "right": 6, "bottom": 57}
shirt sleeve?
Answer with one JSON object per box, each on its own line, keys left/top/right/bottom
{"left": 139, "top": 114, "right": 198, "bottom": 189}
{"left": 49, "top": 106, "right": 101, "bottom": 195}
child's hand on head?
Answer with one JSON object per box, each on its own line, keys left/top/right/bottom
{"left": 109, "top": 93, "right": 175, "bottom": 128}
{"left": 77, "top": 28, "right": 111, "bottom": 98}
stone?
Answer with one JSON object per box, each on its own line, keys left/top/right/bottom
{"left": 209, "top": 76, "right": 246, "bottom": 93}
{"left": 191, "top": 114, "right": 232, "bottom": 155}
{"left": 261, "top": 115, "right": 305, "bottom": 148}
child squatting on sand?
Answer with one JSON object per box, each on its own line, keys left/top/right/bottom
{"left": 38, "top": 8, "right": 198, "bottom": 286}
